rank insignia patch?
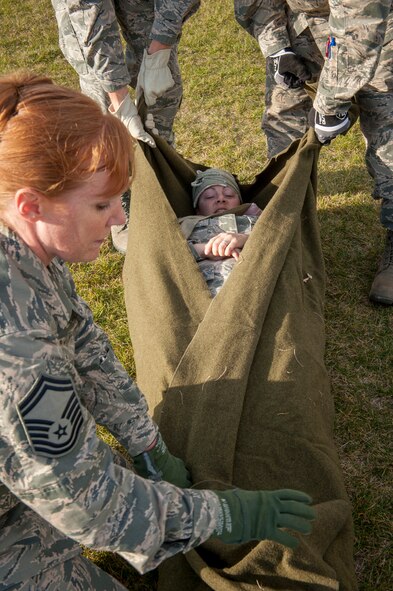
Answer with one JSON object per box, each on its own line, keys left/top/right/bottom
{"left": 18, "top": 374, "right": 84, "bottom": 458}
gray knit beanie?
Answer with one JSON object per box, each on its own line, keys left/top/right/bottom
{"left": 191, "top": 168, "right": 241, "bottom": 208}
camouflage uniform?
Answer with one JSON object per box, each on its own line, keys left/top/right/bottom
{"left": 183, "top": 211, "right": 260, "bottom": 296}
{"left": 235, "top": 0, "right": 393, "bottom": 230}
{"left": 51, "top": 0, "right": 200, "bottom": 143}
{"left": 0, "top": 224, "right": 221, "bottom": 589}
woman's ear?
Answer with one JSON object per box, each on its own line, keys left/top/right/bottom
{"left": 15, "top": 188, "right": 44, "bottom": 221}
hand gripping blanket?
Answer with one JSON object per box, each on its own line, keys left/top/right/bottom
{"left": 122, "top": 129, "right": 358, "bottom": 591}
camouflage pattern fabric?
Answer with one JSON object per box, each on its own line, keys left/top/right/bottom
{"left": 314, "top": 0, "right": 393, "bottom": 113}
{"left": 235, "top": 0, "right": 393, "bottom": 229}
{"left": 0, "top": 503, "right": 117, "bottom": 591}
{"left": 262, "top": 27, "right": 324, "bottom": 157}
{"left": 234, "top": 0, "right": 330, "bottom": 57}
{"left": 2, "top": 536, "right": 127, "bottom": 591}
{"left": 357, "top": 88, "right": 393, "bottom": 228}
{"left": 0, "top": 223, "right": 221, "bottom": 586}
{"left": 186, "top": 212, "right": 260, "bottom": 296}
{"left": 51, "top": 0, "right": 200, "bottom": 143}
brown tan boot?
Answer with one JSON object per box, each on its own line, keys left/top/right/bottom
{"left": 369, "top": 230, "right": 393, "bottom": 305}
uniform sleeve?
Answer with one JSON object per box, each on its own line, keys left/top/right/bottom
{"left": 53, "top": 0, "right": 131, "bottom": 92}
{"left": 150, "top": 0, "right": 201, "bottom": 45}
{"left": 0, "top": 331, "right": 221, "bottom": 574}
{"left": 234, "top": 0, "right": 290, "bottom": 57}
{"left": 187, "top": 241, "right": 203, "bottom": 261}
{"left": 314, "top": 0, "right": 392, "bottom": 114}
{"left": 73, "top": 297, "right": 158, "bottom": 457}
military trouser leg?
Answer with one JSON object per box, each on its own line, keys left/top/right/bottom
{"left": 357, "top": 36, "right": 393, "bottom": 302}
{"left": 115, "top": 0, "right": 182, "bottom": 145}
{"left": 8, "top": 554, "right": 128, "bottom": 591}
{"left": 262, "top": 72, "right": 312, "bottom": 159}
{"left": 357, "top": 32, "right": 393, "bottom": 230}
{"left": 51, "top": 0, "right": 111, "bottom": 113}
{"left": 262, "top": 28, "right": 323, "bottom": 159}
{"left": 358, "top": 89, "right": 393, "bottom": 230}
{"left": 105, "top": 47, "right": 131, "bottom": 251}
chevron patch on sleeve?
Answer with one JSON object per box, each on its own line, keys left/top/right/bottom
{"left": 17, "top": 374, "right": 84, "bottom": 458}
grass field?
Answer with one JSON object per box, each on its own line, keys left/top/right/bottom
{"left": 1, "top": 1, "right": 392, "bottom": 590}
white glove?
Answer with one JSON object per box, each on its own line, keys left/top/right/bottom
{"left": 109, "top": 94, "right": 156, "bottom": 147}
{"left": 145, "top": 113, "right": 159, "bottom": 136}
{"left": 136, "top": 48, "right": 174, "bottom": 106}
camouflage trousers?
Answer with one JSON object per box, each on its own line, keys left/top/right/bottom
{"left": 0, "top": 504, "right": 126, "bottom": 591}
{"left": 52, "top": 0, "right": 182, "bottom": 144}
{"left": 7, "top": 555, "right": 127, "bottom": 591}
{"left": 263, "top": 27, "right": 393, "bottom": 230}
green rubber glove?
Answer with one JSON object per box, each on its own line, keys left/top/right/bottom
{"left": 212, "top": 488, "right": 315, "bottom": 548}
{"left": 132, "top": 433, "right": 192, "bottom": 488}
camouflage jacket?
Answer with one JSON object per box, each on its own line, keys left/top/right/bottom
{"left": 181, "top": 210, "right": 260, "bottom": 297}
{"left": 52, "top": 0, "right": 200, "bottom": 92}
{"left": 235, "top": 0, "right": 393, "bottom": 111}
{"left": 315, "top": 0, "right": 393, "bottom": 113}
{"left": 0, "top": 224, "right": 220, "bottom": 583}
{"left": 235, "top": 0, "right": 331, "bottom": 56}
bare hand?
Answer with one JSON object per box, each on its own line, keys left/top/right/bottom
{"left": 204, "top": 232, "right": 248, "bottom": 261}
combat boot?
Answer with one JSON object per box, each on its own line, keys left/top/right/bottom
{"left": 369, "top": 230, "right": 393, "bottom": 305}
{"left": 111, "top": 191, "right": 130, "bottom": 254}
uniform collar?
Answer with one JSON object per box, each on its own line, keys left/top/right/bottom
{"left": 0, "top": 222, "right": 84, "bottom": 329}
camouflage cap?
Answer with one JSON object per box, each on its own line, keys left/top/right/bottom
{"left": 191, "top": 169, "right": 242, "bottom": 208}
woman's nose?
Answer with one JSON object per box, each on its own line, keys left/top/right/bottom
{"left": 111, "top": 198, "right": 127, "bottom": 226}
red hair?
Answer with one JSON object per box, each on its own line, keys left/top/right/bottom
{"left": 0, "top": 71, "right": 133, "bottom": 207}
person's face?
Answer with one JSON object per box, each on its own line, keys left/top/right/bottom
{"left": 196, "top": 184, "right": 241, "bottom": 216}
{"left": 29, "top": 169, "right": 126, "bottom": 264}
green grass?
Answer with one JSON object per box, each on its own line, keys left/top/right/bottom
{"left": 1, "top": 1, "right": 392, "bottom": 590}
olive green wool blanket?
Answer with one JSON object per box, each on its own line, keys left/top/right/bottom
{"left": 122, "top": 130, "right": 357, "bottom": 591}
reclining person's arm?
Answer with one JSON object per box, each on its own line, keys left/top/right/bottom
{"left": 189, "top": 232, "right": 249, "bottom": 262}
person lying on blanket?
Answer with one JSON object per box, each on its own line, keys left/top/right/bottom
{"left": 179, "top": 168, "right": 262, "bottom": 296}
